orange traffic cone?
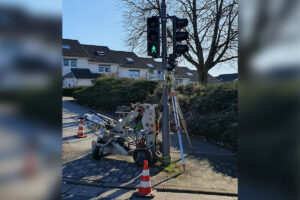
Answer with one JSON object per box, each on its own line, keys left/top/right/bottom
{"left": 75, "top": 119, "right": 87, "bottom": 138}
{"left": 134, "top": 160, "right": 156, "bottom": 198}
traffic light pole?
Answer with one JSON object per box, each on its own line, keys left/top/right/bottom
{"left": 161, "top": 0, "right": 171, "bottom": 166}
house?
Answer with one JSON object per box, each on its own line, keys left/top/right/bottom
{"left": 62, "top": 39, "right": 218, "bottom": 86}
{"left": 215, "top": 73, "right": 238, "bottom": 82}
{"left": 62, "top": 39, "right": 90, "bottom": 76}
{"left": 63, "top": 68, "right": 101, "bottom": 87}
{"left": 81, "top": 44, "right": 120, "bottom": 76}
{"left": 110, "top": 50, "right": 149, "bottom": 79}
{"left": 136, "top": 57, "right": 163, "bottom": 81}
{"left": 173, "top": 67, "right": 219, "bottom": 85}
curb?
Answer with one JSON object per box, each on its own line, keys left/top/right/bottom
{"left": 63, "top": 177, "right": 238, "bottom": 197}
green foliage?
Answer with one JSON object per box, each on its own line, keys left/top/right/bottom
{"left": 163, "top": 163, "right": 176, "bottom": 173}
{"left": 177, "top": 81, "right": 238, "bottom": 149}
{"left": 187, "top": 111, "right": 237, "bottom": 144}
{"left": 73, "top": 77, "right": 158, "bottom": 113}
{"left": 144, "top": 86, "right": 163, "bottom": 104}
{"left": 62, "top": 86, "right": 87, "bottom": 96}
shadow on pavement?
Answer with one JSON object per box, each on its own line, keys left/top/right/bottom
{"left": 62, "top": 121, "right": 78, "bottom": 129}
{"left": 170, "top": 134, "right": 238, "bottom": 178}
{"left": 62, "top": 130, "right": 96, "bottom": 141}
{"left": 63, "top": 153, "right": 161, "bottom": 199}
{"left": 172, "top": 152, "right": 238, "bottom": 178}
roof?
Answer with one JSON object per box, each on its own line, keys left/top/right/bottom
{"left": 81, "top": 44, "right": 116, "bottom": 64}
{"left": 65, "top": 68, "right": 101, "bottom": 79}
{"left": 110, "top": 51, "right": 148, "bottom": 69}
{"left": 174, "top": 67, "right": 219, "bottom": 84}
{"left": 62, "top": 39, "right": 89, "bottom": 58}
{"left": 63, "top": 72, "right": 74, "bottom": 78}
{"left": 215, "top": 73, "right": 238, "bottom": 82}
{"left": 139, "top": 57, "right": 162, "bottom": 71}
{"left": 63, "top": 38, "right": 160, "bottom": 69}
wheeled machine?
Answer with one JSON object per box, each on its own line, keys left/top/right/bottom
{"left": 87, "top": 104, "right": 161, "bottom": 166}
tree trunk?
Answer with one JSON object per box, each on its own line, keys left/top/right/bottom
{"left": 202, "top": 71, "right": 208, "bottom": 84}
{"left": 197, "top": 67, "right": 208, "bottom": 84}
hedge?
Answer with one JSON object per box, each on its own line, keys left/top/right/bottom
{"left": 62, "top": 86, "right": 87, "bottom": 97}
{"left": 73, "top": 77, "right": 158, "bottom": 113}
{"left": 177, "top": 82, "right": 238, "bottom": 149}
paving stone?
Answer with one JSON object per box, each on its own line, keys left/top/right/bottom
{"left": 103, "top": 177, "right": 113, "bottom": 183}
{"left": 62, "top": 183, "right": 74, "bottom": 194}
{"left": 121, "top": 174, "right": 127, "bottom": 179}
{"left": 66, "top": 185, "right": 103, "bottom": 197}
{"left": 112, "top": 177, "right": 119, "bottom": 183}
{"left": 63, "top": 194, "right": 89, "bottom": 200}
{"left": 92, "top": 168, "right": 98, "bottom": 172}
{"left": 127, "top": 175, "right": 133, "bottom": 180}
{"left": 63, "top": 100, "right": 238, "bottom": 195}
{"left": 93, "top": 188, "right": 133, "bottom": 200}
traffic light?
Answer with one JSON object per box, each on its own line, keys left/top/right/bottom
{"left": 173, "top": 17, "right": 189, "bottom": 55}
{"left": 147, "top": 17, "right": 160, "bottom": 57}
{"left": 167, "top": 54, "right": 177, "bottom": 71}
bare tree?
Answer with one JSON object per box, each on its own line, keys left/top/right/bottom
{"left": 120, "top": 0, "right": 238, "bottom": 83}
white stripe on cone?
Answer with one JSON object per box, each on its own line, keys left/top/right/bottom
{"left": 140, "top": 181, "right": 151, "bottom": 188}
{"left": 142, "top": 170, "right": 149, "bottom": 176}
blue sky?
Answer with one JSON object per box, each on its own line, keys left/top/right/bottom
{"left": 63, "top": 0, "right": 125, "bottom": 50}
{"left": 63, "top": 0, "right": 237, "bottom": 76}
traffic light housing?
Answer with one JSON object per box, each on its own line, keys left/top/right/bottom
{"left": 147, "top": 17, "right": 160, "bottom": 57}
{"left": 167, "top": 54, "right": 177, "bottom": 71}
{"left": 173, "top": 17, "right": 189, "bottom": 55}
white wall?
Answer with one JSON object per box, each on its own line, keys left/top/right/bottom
{"left": 63, "top": 78, "right": 77, "bottom": 87}
{"left": 88, "top": 62, "right": 119, "bottom": 75}
{"left": 62, "top": 57, "right": 90, "bottom": 76}
{"left": 63, "top": 77, "right": 94, "bottom": 87}
{"left": 62, "top": 57, "right": 120, "bottom": 77}
{"left": 77, "top": 79, "right": 93, "bottom": 86}
{"left": 183, "top": 78, "right": 190, "bottom": 85}
{"left": 147, "top": 71, "right": 164, "bottom": 81}
{"left": 175, "top": 78, "right": 190, "bottom": 85}
{"left": 63, "top": 57, "right": 193, "bottom": 83}
{"left": 118, "top": 68, "right": 148, "bottom": 79}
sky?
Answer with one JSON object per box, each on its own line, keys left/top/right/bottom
{"left": 63, "top": 0, "right": 237, "bottom": 76}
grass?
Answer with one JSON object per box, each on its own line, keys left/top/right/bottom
{"left": 163, "top": 163, "right": 176, "bottom": 173}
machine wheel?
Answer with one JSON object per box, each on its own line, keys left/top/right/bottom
{"left": 133, "top": 148, "right": 153, "bottom": 166}
{"left": 156, "top": 140, "right": 162, "bottom": 153}
{"left": 150, "top": 148, "right": 160, "bottom": 164}
{"left": 92, "top": 146, "right": 103, "bottom": 160}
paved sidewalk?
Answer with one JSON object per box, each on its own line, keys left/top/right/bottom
{"left": 62, "top": 98, "right": 238, "bottom": 197}
{"left": 63, "top": 183, "right": 237, "bottom": 200}
{"left": 62, "top": 183, "right": 237, "bottom": 200}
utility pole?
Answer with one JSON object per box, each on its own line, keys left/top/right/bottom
{"left": 161, "top": 0, "right": 171, "bottom": 166}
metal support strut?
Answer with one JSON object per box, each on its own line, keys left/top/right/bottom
{"left": 169, "top": 75, "right": 195, "bottom": 171}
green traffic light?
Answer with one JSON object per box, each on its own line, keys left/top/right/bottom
{"left": 151, "top": 45, "right": 156, "bottom": 54}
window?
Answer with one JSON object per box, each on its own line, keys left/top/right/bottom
{"left": 175, "top": 79, "right": 183, "bottom": 85}
{"left": 153, "top": 70, "right": 158, "bottom": 74}
{"left": 63, "top": 59, "right": 69, "bottom": 66}
{"left": 96, "top": 50, "right": 105, "bottom": 56}
{"left": 129, "top": 70, "right": 140, "bottom": 79}
{"left": 186, "top": 72, "right": 193, "bottom": 76}
{"left": 99, "top": 65, "right": 110, "bottom": 73}
{"left": 147, "top": 63, "right": 153, "bottom": 68}
{"left": 62, "top": 45, "right": 71, "bottom": 49}
{"left": 126, "top": 57, "right": 134, "bottom": 62}
{"left": 63, "top": 59, "right": 77, "bottom": 67}
{"left": 70, "top": 59, "right": 77, "bottom": 67}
